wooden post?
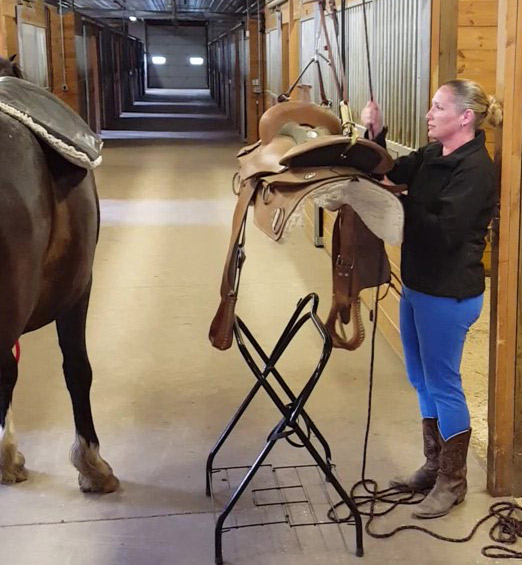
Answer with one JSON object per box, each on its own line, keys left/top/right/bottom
{"left": 489, "top": 0, "right": 522, "bottom": 496}
{"left": 246, "top": 18, "right": 263, "bottom": 143}
{"left": 430, "top": 0, "right": 459, "bottom": 95}
{"left": 0, "top": 0, "right": 7, "bottom": 58}
{"left": 281, "top": 21, "right": 289, "bottom": 92}
{"left": 288, "top": 0, "right": 300, "bottom": 95}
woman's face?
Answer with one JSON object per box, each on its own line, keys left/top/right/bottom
{"left": 425, "top": 86, "right": 465, "bottom": 143}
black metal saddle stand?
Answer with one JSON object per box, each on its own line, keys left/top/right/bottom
{"left": 206, "top": 293, "right": 364, "bottom": 564}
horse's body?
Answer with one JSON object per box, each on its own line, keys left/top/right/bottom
{"left": 0, "top": 57, "right": 118, "bottom": 492}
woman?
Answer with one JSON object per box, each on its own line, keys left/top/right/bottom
{"left": 361, "top": 79, "right": 503, "bottom": 519}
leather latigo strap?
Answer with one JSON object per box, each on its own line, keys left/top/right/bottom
{"left": 325, "top": 205, "right": 391, "bottom": 350}
{"left": 208, "top": 181, "right": 256, "bottom": 350}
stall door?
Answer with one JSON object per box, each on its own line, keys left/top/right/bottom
{"left": 147, "top": 24, "right": 207, "bottom": 89}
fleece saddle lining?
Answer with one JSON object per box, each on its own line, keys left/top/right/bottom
{"left": 0, "top": 77, "right": 102, "bottom": 169}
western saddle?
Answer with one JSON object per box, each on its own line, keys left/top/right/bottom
{"left": 209, "top": 99, "right": 404, "bottom": 351}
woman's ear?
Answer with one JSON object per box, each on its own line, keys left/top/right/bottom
{"left": 462, "top": 108, "right": 475, "bottom": 127}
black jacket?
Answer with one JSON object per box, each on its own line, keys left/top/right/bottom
{"left": 376, "top": 129, "right": 497, "bottom": 298}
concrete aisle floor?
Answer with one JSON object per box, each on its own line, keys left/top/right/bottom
{"left": 0, "top": 90, "right": 517, "bottom": 565}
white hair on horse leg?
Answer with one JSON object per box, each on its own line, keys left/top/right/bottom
{"left": 0, "top": 407, "right": 27, "bottom": 484}
{"left": 0, "top": 407, "right": 16, "bottom": 466}
{"left": 70, "top": 435, "right": 120, "bottom": 493}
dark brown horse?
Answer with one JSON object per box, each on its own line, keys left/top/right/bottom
{"left": 0, "top": 56, "right": 118, "bottom": 492}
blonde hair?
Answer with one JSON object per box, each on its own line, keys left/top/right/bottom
{"left": 443, "top": 78, "right": 503, "bottom": 128}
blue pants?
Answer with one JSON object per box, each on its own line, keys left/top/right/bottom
{"left": 400, "top": 286, "right": 483, "bottom": 440}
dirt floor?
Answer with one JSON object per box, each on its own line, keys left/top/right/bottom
{"left": 462, "top": 277, "right": 490, "bottom": 463}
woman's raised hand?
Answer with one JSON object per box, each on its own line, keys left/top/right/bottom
{"left": 361, "top": 100, "right": 384, "bottom": 139}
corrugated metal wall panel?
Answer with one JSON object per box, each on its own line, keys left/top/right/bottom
{"left": 344, "top": 0, "right": 430, "bottom": 149}
{"left": 346, "top": 3, "right": 371, "bottom": 123}
{"left": 297, "top": 0, "right": 430, "bottom": 149}
{"left": 299, "top": 17, "right": 316, "bottom": 91}
{"left": 299, "top": 12, "right": 343, "bottom": 116}
{"left": 265, "top": 27, "right": 282, "bottom": 99}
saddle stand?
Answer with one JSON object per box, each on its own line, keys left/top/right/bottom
{"left": 206, "top": 293, "right": 364, "bottom": 564}
{"left": 208, "top": 98, "right": 404, "bottom": 564}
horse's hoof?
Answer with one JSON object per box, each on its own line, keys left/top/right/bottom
{"left": 1, "top": 466, "right": 28, "bottom": 484}
{"left": 0, "top": 451, "right": 28, "bottom": 484}
{"left": 78, "top": 472, "right": 120, "bottom": 493}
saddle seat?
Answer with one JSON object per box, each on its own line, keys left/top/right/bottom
{"left": 238, "top": 100, "right": 393, "bottom": 180}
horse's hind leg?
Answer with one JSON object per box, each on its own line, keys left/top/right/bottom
{"left": 0, "top": 351, "right": 28, "bottom": 484}
{"left": 56, "top": 283, "right": 119, "bottom": 493}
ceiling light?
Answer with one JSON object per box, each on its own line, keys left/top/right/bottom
{"left": 152, "top": 56, "right": 166, "bottom": 65}
{"left": 189, "top": 57, "right": 204, "bottom": 66}
{"left": 129, "top": 15, "right": 137, "bottom": 21}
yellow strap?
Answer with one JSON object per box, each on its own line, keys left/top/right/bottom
{"left": 340, "top": 101, "right": 358, "bottom": 144}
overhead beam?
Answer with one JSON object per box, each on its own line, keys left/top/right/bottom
{"left": 77, "top": 8, "right": 246, "bottom": 20}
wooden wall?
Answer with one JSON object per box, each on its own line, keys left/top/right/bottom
{"left": 0, "top": 0, "right": 82, "bottom": 112}
{"left": 457, "top": 0, "right": 498, "bottom": 156}
{"left": 0, "top": 0, "right": 6, "bottom": 55}
{"left": 1, "top": 0, "right": 20, "bottom": 59}
{"left": 49, "top": 10, "right": 80, "bottom": 112}
{"left": 0, "top": 0, "right": 144, "bottom": 131}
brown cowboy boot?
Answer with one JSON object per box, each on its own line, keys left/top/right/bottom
{"left": 412, "top": 428, "right": 471, "bottom": 519}
{"left": 389, "top": 418, "right": 440, "bottom": 492}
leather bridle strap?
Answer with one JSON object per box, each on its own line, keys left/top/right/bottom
{"left": 318, "top": 0, "right": 343, "bottom": 101}
{"left": 317, "top": 0, "right": 357, "bottom": 136}
{"left": 278, "top": 18, "right": 331, "bottom": 106}
{"left": 209, "top": 181, "right": 256, "bottom": 350}
{"left": 327, "top": 0, "right": 348, "bottom": 103}
{"left": 315, "top": 59, "right": 329, "bottom": 107}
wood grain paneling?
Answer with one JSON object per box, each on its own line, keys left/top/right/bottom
{"left": 458, "top": 25, "right": 497, "bottom": 50}
{"left": 0, "top": 0, "right": 7, "bottom": 57}
{"left": 459, "top": 0, "right": 499, "bottom": 26}
{"left": 457, "top": 4, "right": 498, "bottom": 154}
{"left": 5, "top": 16, "right": 17, "bottom": 58}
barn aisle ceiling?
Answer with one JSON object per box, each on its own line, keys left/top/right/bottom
{"left": 70, "top": 0, "right": 264, "bottom": 21}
